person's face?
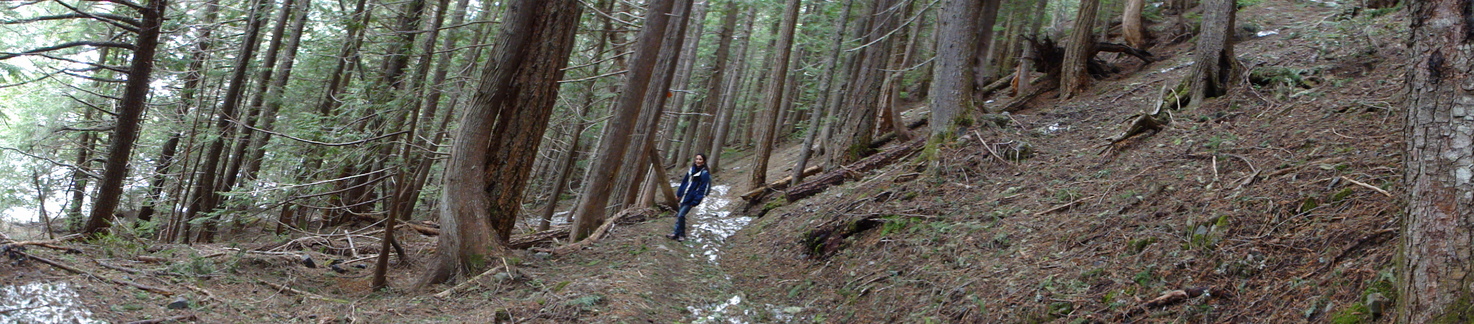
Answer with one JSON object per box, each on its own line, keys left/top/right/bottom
{"left": 694, "top": 155, "right": 706, "bottom": 166}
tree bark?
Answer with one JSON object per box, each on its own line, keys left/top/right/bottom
{"left": 661, "top": 1, "right": 708, "bottom": 165}
{"left": 568, "top": 0, "right": 679, "bottom": 241}
{"left": 1398, "top": 1, "right": 1474, "bottom": 321}
{"left": 793, "top": 0, "right": 856, "bottom": 187}
{"left": 1122, "top": 0, "right": 1146, "bottom": 48}
{"left": 932, "top": 0, "right": 980, "bottom": 136}
{"left": 80, "top": 0, "right": 167, "bottom": 237}
{"left": 705, "top": 6, "right": 757, "bottom": 173}
{"left": 828, "top": 0, "right": 900, "bottom": 166}
{"left": 180, "top": 0, "right": 272, "bottom": 243}
{"left": 421, "top": 0, "right": 582, "bottom": 286}
{"left": 973, "top": 0, "right": 1002, "bottom": 95}
{"left": 680, "top": 1, "right": 740, "bottom": 168}
{"left": 748, "top": 0, "right": 803, "bottom": 191}
{"left": 1185, "top": 0, "right": 1237, "bottom": 109}
{"left": 615, "top": 0, "right": 693, "bottom": 209}
{"left": 1060, "top": 0, "right": 1099, "bottom": 99}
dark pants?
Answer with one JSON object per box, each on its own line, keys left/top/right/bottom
{"left": 671, "top": 204, "right": 694, "bottom": 239}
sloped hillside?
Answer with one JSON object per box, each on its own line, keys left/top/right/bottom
{"left": 725, "top": 0, "right": 1408, "bottom": 322}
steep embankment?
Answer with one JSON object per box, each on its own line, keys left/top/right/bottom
{"left": 725, "top": 1, "right": 1407, "bottom": 322}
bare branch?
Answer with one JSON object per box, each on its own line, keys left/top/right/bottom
{"left": 558, "top": 69, "right": 627, "bottom": 84}
{"left": 0, "top": 41, "right": 136, "bottom": 61}
{"left": 50, "top": 1, "right": 146, "bottom": 32}
{"left": 3, "top": 13, "right": 142, "bottom": 32}
{"left": 0, "top": 69, "right": 63, "bottom": 89}
{"left": 62, "top": 93, "right": 118, "bottom": 117}
{"left": 30, "top": 53, "right": 130, "bottom": 74}
{"left": 0, "top": 147, "right": 102, "bottom": 180}
{"left": 228, "top": 117, "right": 411, "bottom": 147}
{"left": 61, "top": 70, "right": 127, "bottom": 83}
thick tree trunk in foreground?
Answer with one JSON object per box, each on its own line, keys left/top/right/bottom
{"left": 1185, "top": 0, "right": 1237, "bottom": 108}
{"left": 748, "top": 0, "right": 802, "bottom": 191}
{"left": 569, "top": 0, "right": 678, "bottom": 241}
{"left": 82, "top": 0, "right": 167, "bottom": 237}
{"left": 1059, "top": 0, "right": 1099, "bottom": 99}
{"left": 421, "top": 0, "right": 582, "bottom": 286}
{"left": 1398, "top": 1, "right": 1474, "bottom": 321}
{"left": 932, "top": 0, "right": 981, "bottom": 136}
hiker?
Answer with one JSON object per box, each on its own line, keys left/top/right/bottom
{"left": 667, "top": 153, "right": 711, "bottom": 242}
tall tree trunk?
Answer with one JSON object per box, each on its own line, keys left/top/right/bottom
{"left": 828, "top": 0, "right": 900, "bottom": 166}
{"left": 569, "top": 0, "right": 679, "bottom": 241}
{"left": 706, "top": 6, "right": 758, "bottom": 172}
{"left": 182, "top": 0, "right": 271, "bottom": 243}
{"left": 1185, "top": 0, "right": 1237, "bottom": 109}
{"left": 615, "top": 0, "right": 693, "bottom": 210}
{"left": 1399, "top": 1, "right": 1474, "bottom": 321}
{"left": 793, "top": 0, "right": 855, "bottom": 186}
{"left": 933, "top": 0, "right": 980, "bottom": 136}
{"left": 973, "top": 0, "right": 1002, "bottom": 95}
{"left": 137, "top": 134, "right": 180, "bottom": 222}
{"left": 222, "top": 0, "right": 297, "bottom": 196}
{"left": 748, "top": 0, "right": 803, "bottom": 191}
{"left": 1122, "top": 0, "right": 1146, "bottom": 48}
{"left": 679, "top": 1, "right": 739, "bottom": 168}
{"left": 421, "top": 0, "right": 583, "bottom": 286}
{"left": 81, "top": 0, "right": 168, "bottom": 236}
{"left": 241, "top": 0, "right": 312, "bottom": 186}
{"left": 661, "top": 1, "right": 708, "bottom": 165}
{"left": 1014, "top": 0, "right": 1049, "bottom": 97}
{"left": 1059, "top": 0, "right": 1099, "bottom": 99}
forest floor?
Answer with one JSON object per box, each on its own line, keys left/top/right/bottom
{"left": 2, "top": 0, "right": 1410, "bottom": 323}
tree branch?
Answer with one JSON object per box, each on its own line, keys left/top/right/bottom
{"left": 3, "top": 13, "right": 142, "bottom": 32}
{"left": 0, "top": 147, "right": 102, "bottom": 180}
{"left": 0, "top": 42, "right": 136, "bottom": 61}
{"left": 228, "top": 117, "right": 410, "bottom": 147}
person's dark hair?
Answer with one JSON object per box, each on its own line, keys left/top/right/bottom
{"left": 693, "top": 154, "right": 708, "bottom": 171}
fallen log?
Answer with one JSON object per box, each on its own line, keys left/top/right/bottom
{"left": 739, "top": 166, "right": 823, "bottom": 201}
{"left": 785, "top": 137, "right": 927, "bottom": 202}
{"left": 0, "top": 233, "right": 83, "bottom": 252}
{"left": 868, "top": 117, "right": 930, "bottom": 148}
{"left": 510, "top": 209, "right": 657, "bottom": 250}
{"left": 20, "top": 251, "right": 174, "bottom": 296}
{"left": 549, "top": 208, "right": 657, "bottom": 255}
{"left": 996, "top": 75, "right": 1059, "bottom": 113}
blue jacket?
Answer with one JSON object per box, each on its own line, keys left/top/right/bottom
{"left": 676, "top": 166, "right": 711, "bottom": 206}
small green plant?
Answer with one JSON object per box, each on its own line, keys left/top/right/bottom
{"left": 1129, "top": 237, "right": 1158, "bottom": 254}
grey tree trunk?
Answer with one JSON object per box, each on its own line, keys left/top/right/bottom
{"left": 706, "top": 7, "right": 757, "bottom": 173}
{"left": 932, "top": 0, "right": 980, "bottom": 136}
{"left": 1059, "top": 0, "right": 1099, "bottom": 99}
{"left": 1185, "top": 0, "right": 1237, "bottom": 108}
{"left": 793, "top": 0, "right": 856, "bottom": 186}
{"left": 569, "top": 0, "right": 679, "bottom": 241}
{"left": 1398, "top": 1, "right": 1474, "bottom": 321}
{"left": 748, "top": 0, "right": 803, "bottom": 191}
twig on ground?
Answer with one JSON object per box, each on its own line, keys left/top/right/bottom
{"left": 1340, "top": 176, "right": 1392, "bottom": 197}
{"left": 256, "top": 280, "right": 347, "bottom": 303}
{"left": 124, "top": 314, "right": 197, "bottom": 324}
{"left": 433, "top": 264, "right": 508, "bottom": 298}
{"left": 1035, "top": 196, "right": 1097, "bottom": 216}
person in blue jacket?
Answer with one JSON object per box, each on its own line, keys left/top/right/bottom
{"left": 667, "top": 153, "right": 711, "bottom": 242}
